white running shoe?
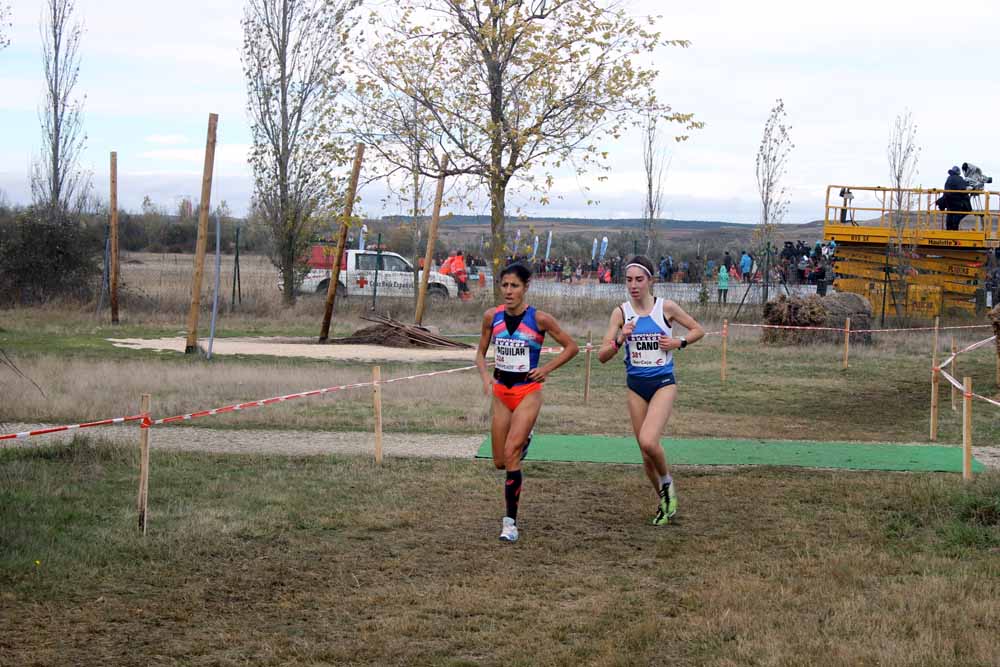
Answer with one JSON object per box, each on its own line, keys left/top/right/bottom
{"left": 499, "top": 516, "right": 519, "bottom": 543}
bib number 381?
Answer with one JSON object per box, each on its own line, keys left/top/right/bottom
{"left": 628, "top": 333, "right": 667, "bottom": 367}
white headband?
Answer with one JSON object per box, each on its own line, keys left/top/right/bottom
{"left": 625, "top": 263, "right": 652, "bottom": 277}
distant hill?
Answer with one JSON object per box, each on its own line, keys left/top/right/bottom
{"left": 380, "top": 213, "right": 824, "bottom": 234}
{"left": 438, "top": 214, "right": 747, "bottom": 230}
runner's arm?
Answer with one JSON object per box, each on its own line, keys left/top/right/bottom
{"left": 475, "top": 308, "right": 496, "bottom": 393}
{"left": 598, "top": 307, "right": 626, "bottom": 364}
{"left": 528, "top": 311, "right": 579, "bottom": 382}
{"left": 661, "top": 300, "right": 705, "bottom": 350}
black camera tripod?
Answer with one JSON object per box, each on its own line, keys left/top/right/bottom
{"left": 732, "top": 242, "right": 791, "bottom": 320}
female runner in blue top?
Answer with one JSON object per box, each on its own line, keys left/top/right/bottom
{"left": 475, "top": 263, "right": 579, "bottom": 543}
{"left": 598, "top": 255, "right": 704, "bottom": 525}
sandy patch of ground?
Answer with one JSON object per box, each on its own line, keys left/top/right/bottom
{"left": 108, "top": 337, "right": 478, "bottom": 363}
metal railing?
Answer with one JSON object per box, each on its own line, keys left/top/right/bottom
{"left": 824, "top": 185, "right": 1000, "bottom": 240}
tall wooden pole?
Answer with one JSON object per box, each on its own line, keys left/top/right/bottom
{"left": 962, "top": 376, "right": 973, "bottom": 480}
{"left": 414, "top": 155, "right": 449, "bottom": 326}
{"left": 109, "top": 152, "right": 120, "bottom": 324}
{"left": 137, "top": 393, "right": 151, "bottom": 534}
{"left": 319, "top": 143, "right": 365, "bottom": 342}
{"left": 373, "top": 366, "right": 383, "bottom": 465}
{"left": 184, "top": 113, "right": 219, "bottom": 354}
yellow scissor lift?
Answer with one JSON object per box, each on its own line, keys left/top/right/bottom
{"left": 822, "top": 185, "right": 1000, "bottom": 317}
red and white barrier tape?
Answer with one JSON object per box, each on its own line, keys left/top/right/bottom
{"left": 1, "top": 346, "right": 578, "bottom": 440}
{"left": 0, "top": 414, "right": 147, "bottom": 442}
{"left": 720, "top": 322, "right": 992, "bottom": 334}
{"left": 935, "top": 334, "right": 1000, "bottom": 409}
{"left": 938, "top": 335, "right": 996, "bottom": 370}
{"left": 857, "top": 324, "right": 992, "bottom": 334}
{"left": 153, "top": 364, "right": 483, "bottom": 426}
{"left": 729, "top": 323, "right": 846, "bottom": 332}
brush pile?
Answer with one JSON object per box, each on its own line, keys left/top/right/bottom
{"left": 332, "top": 314, "right": 471, "bottom": 349}
{"left": 761, "top": 292, "right": 873, "bottom": 345}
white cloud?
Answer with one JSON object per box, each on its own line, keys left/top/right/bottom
{"left": 138, "top": 144, "right": 251, "bottom": 168}
{"left": 5, "top": 0, "right": 1000, "bottom": 222}
{"left": 144, "top": 134, "right": 190, "bottom": 146}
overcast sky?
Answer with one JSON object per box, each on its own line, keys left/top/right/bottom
{"left": 1, "top": 0, "right": 997, "bottom": 225}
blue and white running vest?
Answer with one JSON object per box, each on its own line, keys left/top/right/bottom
{"left": 622, "top": 297, "right": 674, "bottom": 377}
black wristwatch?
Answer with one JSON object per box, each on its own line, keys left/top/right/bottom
{"left": 679, "top": 337, "right": 688, "bottom": 349}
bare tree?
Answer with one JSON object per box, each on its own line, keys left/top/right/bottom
{"left": 642, "top": 112, "right": 669, "bottom": 256}
{"left": 32, "top": 0, "right": 89, "bottom": 214}
{"left": 885, "top": 110, "right": 920, "bottom": 320}
{"left": 887, "top": 109, "right": 920, "bottom": 223}
{"left": 242, "top": 0, "right": 361, "bottom": 305}
{"left": 350, "top": 0, "right": 699, "bottom": 301}
{"left": 754, "top": 99, "right": 793, "bottom": 251}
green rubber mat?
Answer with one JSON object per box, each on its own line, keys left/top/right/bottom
{"left": 476, "top": 434, "right": 986, "bottom": 473}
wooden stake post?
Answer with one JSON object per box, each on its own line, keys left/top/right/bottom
{"left": 137, "top": 393, "right": 151, "bottom": 534}
{"left": 184, "top": 113, "right": 219, "bottom": 354}
{"left": 373, "top": 366, "right": 383, "bottom": 465}
{"left": 414, "top": 155, "right": 449, "bottom": 326}
{"left": 721, "top": 319, "right": 729, "bottom": 383}
{"left": 929, "top": 316, "right": 940, "bottom": 441}
{"left": 932, "top": 317, "right": 939, "bottom": 364}
{"left": 320, "top": 143, "right": 365, "bottom": 342}
{"left": 930, "top": 366, "right": 940, "bottom": 441}
{"left": 951, "top": 336, "right": 958, "bottom": 411}
{"left": 842, "top": 318, "right": 851, "bottom": 370}
{"left": 583, "top": 331, "right": 593, "bottom": 403}
{"left": 962, "top": 376, "right": 973, "bottom": 480}
{"left": 109, "top": 152, "right": 120, "bottom": 324}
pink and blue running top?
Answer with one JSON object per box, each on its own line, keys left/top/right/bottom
{"left": 622, "top": 297, "right": 674, "bottom": 377}
{"left": 492, "top": 305, "right": 545, "bottom": 388}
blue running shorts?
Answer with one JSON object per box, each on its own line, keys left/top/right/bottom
{"left": 626, "top": 372, "right": 677, "bottom": 403}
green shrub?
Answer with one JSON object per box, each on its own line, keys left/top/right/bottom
{"left": 0, "top": 206, "right": 102, "bottom": 305}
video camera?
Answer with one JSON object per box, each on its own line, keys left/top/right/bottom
{"left": 962, "top": 162, "right": 993, "bottom": 189}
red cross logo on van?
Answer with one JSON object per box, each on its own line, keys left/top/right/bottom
{"left": 356, "top": 276, "right": 369, "bottom": 288}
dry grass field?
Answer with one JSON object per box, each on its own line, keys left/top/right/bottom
{"left": 1, "top": 440, "right": 999, "bottom": 666}
{"left": 2, "top": 252, "right": 1000, "bottom": 666}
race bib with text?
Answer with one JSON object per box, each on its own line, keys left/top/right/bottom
{"left": 628, "top": 334, "right": 668, "bottom": 367}
{"left": 495, "top": 339, "right": 530, "bottom": 372}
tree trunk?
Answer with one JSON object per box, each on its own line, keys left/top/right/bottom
{"left": 490, "top": 171, "right": 506, "bottom": 304}
{"left": 488, "top": 58, "right": 505, "bottom": 304}
{"left": 282, "top": 242, "right": 296, "bottom": 305}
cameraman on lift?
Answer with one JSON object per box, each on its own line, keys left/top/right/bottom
{"left": 939, "top": 165, "right": 973, "bottom": 230}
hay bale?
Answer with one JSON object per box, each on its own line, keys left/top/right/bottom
{"left": 761, "top": 292, "right": 873, "bottom": 345}
{"left": 823, "top": 292, "right": 873, "bottom": 341}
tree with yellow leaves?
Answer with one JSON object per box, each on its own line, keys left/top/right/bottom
{"left": 347, "top": 0, "right": 699, "bottom": 301}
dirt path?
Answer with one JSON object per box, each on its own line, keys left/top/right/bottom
{"left": 109, "top": 337, "right": 477, "bottom": 363}
{"left": 2, "top": 423, "right": 483, "bottom": 459}
{"left": 3, "top": 422, "right": 998, "bottom": 470}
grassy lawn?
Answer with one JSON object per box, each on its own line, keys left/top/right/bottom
{"left": 3, "top": 298, "right": 1000, "bottom": 665}
{"left": 2, "top": 439, "right": 999, "bottom": 666}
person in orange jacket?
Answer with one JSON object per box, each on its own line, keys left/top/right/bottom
{"left": 453, "top": 250, "right": 471, "bottom": 300}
